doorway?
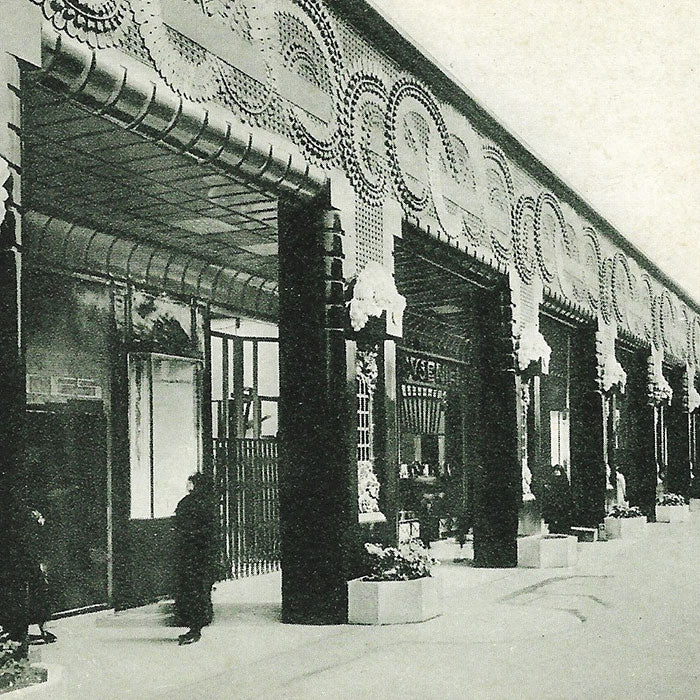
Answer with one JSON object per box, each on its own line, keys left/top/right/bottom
{"left": 25, "top": 403, "right": 109, "bottom": 614}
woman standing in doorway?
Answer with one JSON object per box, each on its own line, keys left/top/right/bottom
{"left": 173, "top": 473, "right": 217, "bottom": 645}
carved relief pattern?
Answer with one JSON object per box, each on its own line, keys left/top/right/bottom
{"left": 341, "top": 72, "right": 389, "bottom": 206}
{"left": 483, "top": 145, "right": 514, "bottom": 264}
{"left": 278, "top": 0, "right": 344, "bottom": 162}
{"left": 386, "top": 78, "right": 451, "bottom": 215}
{"left": 132, "top": 0, "right": 221, "bottom": 101}
{"left": 513, "top": 195, "right": 537, "bottom": 284}
{"left": 32, "top": 0, "right": 130, "bottom": 47}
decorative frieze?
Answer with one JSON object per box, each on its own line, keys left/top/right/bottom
{"left": 26, "top": 0, "right": 700, "bottom": 352}
{"left": 31, "top": 0, "right": 129, "bottom": 48}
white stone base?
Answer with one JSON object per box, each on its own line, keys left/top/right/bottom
{"left": 517, "top": 534, "right": 578, "bottom": 568}
{"left": 570, "top": 526, "right": 598, "bottom": 542}
{"left": 347, "top": 575, "right": 442, "bottom": 625}
{"left": 689, "top": 499, "right": 700, "bottom": 513}
{"left": 603, "top": 516, "right": 647, "bottom": 539}
{"left": 656, "top": 504, "right": 690, "bottom": 523}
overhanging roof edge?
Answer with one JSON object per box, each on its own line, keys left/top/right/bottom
{"left": 33, "top": 27, "right": 327, "bottom": 202}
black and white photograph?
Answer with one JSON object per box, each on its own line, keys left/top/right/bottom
{"left": 0, "top": 0, "right": 698, "bottom": 697}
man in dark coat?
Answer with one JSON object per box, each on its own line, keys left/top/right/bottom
{"left": 174, "top": 473, "right": 217, "bottom": 645}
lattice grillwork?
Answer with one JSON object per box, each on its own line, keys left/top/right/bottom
{"left": 357, "top": 375, "right": 374, "bottom": 462}
{"left": 355, "top": 199, "right": 384, "bottom": 271}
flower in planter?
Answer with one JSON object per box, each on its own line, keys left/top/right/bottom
{"left": 607, "top": 504, "right": 644, "bottom": 519}
{"left": 363, "top": 540, "right": 438, "bottom": 582}
{"left": 656, "top": 493, "right": 687, "bottom": 507}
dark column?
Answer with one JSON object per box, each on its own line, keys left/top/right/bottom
{"left": 618, "top": 347, "right": 657, "bottom": 519}
{"left": 667, "top": 368, "right": 692, "bottom": 498}
{"left": 472, "top": 283, "right": 520, "bottom": 568}
{"left": 277, "top": 195, "right": 356, "bottom": 624}
{"left": 0, "top": 52, "right": 28, "bottom": 644}
{"left": 569, "top": 326, "right": 606, "bottom": 528}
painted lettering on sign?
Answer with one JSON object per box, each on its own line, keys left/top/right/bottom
{"left": 399, "top": 354, "right": 460, "bottom": 386}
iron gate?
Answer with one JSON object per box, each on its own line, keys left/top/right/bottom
{"left": 213, "top": 436, "right": 280, "bottom": 578}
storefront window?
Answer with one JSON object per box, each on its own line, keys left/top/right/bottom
{"left": 129, "top": 354, "right": 202, "bottom": 519}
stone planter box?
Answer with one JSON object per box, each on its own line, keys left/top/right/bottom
{"left": 517, "top": 534, "right": 578, "bottom": 568}
{"left": 656, "top": 504, "right": 690, "bottom": 523}
{"left": 603, "top": 515, "right": 647, "bottom": 539}
{"left": 689, "top": 498, "right": 700, "bottom": 513}
{"left": 347, "top": 575, "right": 442, "bottom": 625}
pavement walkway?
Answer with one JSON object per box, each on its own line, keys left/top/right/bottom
{"left": 17, "top": 517, "right": 700, "bottom": 699}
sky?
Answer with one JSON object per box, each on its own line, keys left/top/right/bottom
{"left": 374, "top": 0, "right": 699, "bottom": 303}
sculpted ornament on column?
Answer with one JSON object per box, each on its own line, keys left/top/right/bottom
{"left": 647, "top": 348, "right": 673, "bottom": 407}
{"left": 520, "top": 382, "right": 535, "bottom": 501}
{"left": 0, "top": 158, "right": 9, "bottom": 225}
{"left": 348, "top": 263, "right": 406, "bottom": 337}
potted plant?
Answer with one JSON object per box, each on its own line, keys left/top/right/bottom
{"left": 603, "top": 504, "right": 647, "bottom": 539}
{"left": 347, "top": 540, "right": 442, "bottom": 624}
{"left": 655, "top": 493, "right": 690, "bottom": 523}
{"left": 0, "top": 627, "right": 47, "bottom": 694}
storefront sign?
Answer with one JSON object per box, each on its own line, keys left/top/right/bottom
{"left": 399, "top": 353, "right": 460, "bottom": 386}
{"left": 27, "top": 375, "right": 102, "bottom": 400}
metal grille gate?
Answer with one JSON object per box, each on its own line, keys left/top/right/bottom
{"left": 213, "top": 437, "right": 280, "bottom": 578}
{"left": 210, "top": 328, "right": 280, "bottom": 579}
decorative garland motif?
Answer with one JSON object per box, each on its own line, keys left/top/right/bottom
{"left": 215, "top": 2, "right": 275, "bottom": 120}
{"left": 534, "top": 192, "right": 566, "bottom": 285}
{"left": 611, "top": 252, "right": 634, "bottom": 327}
{"left": 32, "top": 0, "right": 129, "bottom": 48}
{"left": 513, "top": 194, "right": 537, "bottom": 284}
{"left": 386, "top": 78, "right": 452, "bottom": 214}
{"left": 280, "top": 0, "right": 344, "bottom": 163}
{"left": 483, "top": 145, "right": 514, "bottom": 263}
{"left": 132, "top": 0, "right": 221, "bottom": 102}
{"left": 341, "top": 72, "right": 389, "bottom": 206}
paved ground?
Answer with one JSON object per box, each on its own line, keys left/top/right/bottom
{"left": 20, "top": 517, "right": 700, "bottom": 699}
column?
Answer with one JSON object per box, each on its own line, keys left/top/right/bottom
{"left": 472, "top": 282, "right": 520, "bottom": 568}
{"left": 569, "top": 327, "right": 607, "bottom": 528}
{"left": 277, "top": 195, "right": 356, "bottom": 624}
{"left": 667, "top": 368, "right": 692, "bottom": 498}
{"left": 0, "top": 50, "right": 27, "bottom": 642}
{"left": 618, "top": 347, "right": 656, "bottom": 519}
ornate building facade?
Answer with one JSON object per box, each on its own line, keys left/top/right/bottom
{"left": 0, "top": 0, "right": 698, "bottom": 624}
